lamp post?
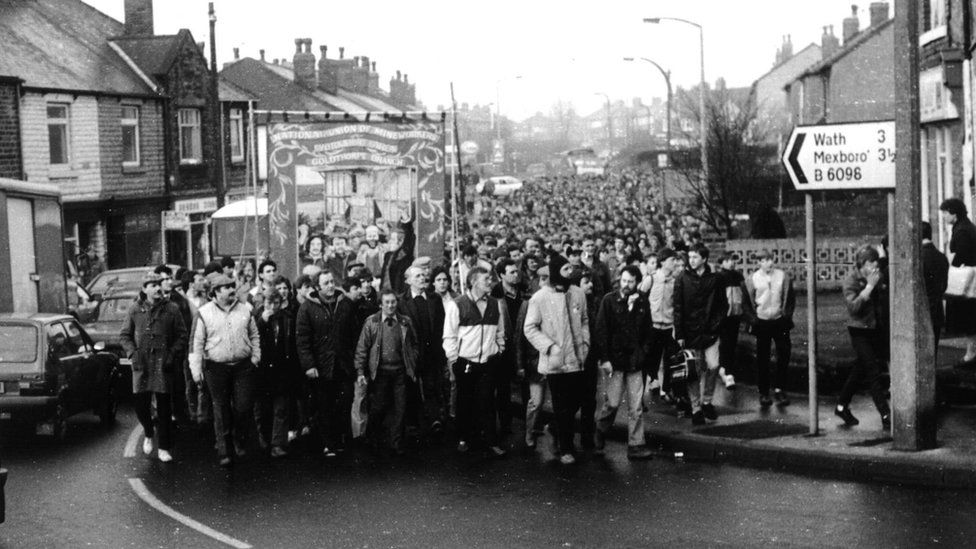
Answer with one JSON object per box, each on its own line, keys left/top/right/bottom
{"left": 594, "top": 92, "right": 613, "bottom": 159}
{"left": 624, "top": 56, "right": 671, "bottom": 211}
{"left": 643, "top": 17, "right": 707, "bottom": 188}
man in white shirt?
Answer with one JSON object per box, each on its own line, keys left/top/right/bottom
{"left": 744, "top": 249, "right": 796, "bottom": 409}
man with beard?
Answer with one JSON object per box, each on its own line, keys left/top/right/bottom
{"left": 593, "top": 265, "right": 653, "bottom": 459}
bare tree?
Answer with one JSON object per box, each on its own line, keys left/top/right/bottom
{"left": 673, "top": 84, "right": 778, "bottom": 238}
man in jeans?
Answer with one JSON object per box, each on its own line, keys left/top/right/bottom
{"left": 672, "top": 245, "right": 729, "bottom": 425}
{"left": 190, "top": 273, "right": 261, "bottom": 468}
{"left": 593, "top": 265, "right": 653, "bottom": 460}
{"left": 744, "top": 249, "right": 796, "bottom": 408}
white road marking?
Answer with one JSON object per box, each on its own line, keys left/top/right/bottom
{"left": 123, "top": 424, "right": 143, "bottom": 458}
{"left": 128, "top": 478, "right": 252, "bottom": 549}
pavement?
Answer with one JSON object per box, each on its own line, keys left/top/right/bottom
{"left": 614, "top": 337, "right": 976, "bottom": 489}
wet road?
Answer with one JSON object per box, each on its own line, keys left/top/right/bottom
{"left": 2, "top": 407, "right": 975, "bottom": 548}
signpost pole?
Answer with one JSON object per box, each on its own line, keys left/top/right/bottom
{"left": 892, "top": 0, "right": 936, "bottom": 450}
{"left": 160, "top": 212, "right": 167, "bottom": 265}
{"left": 806, "top": 193, "right": 818, "bottom": 436}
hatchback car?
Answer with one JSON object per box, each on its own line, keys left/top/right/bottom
{"left": 0, "top": 314, "right": 120, "bottom": 440}
{"left": 82, "top": 292, "right": 137, "bottom": 393}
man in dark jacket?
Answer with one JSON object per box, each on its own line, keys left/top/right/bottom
{"left": 673, "top": 245, "right": 729, "bottom": 425}
{"left": 296, "top": 271, "right": 355, "bottom": 456}
{"left": 715, "top": 253, "right": 745, "bottom": 390}
{"left": 355, "top": 290, "right": 419, "bottom": 455}
{"left": 489, "top": 258, "right": 525, "bottom": 436}
{"left": 921, "top": 221, "right": 949, "bottom": 352}
{"left": 398, "top": 265, "right": 446, "bottom": 436}
{"left": 254, "top": 287, "right": 299, "bottom": 458}
{"left": 155, "top": 265, "right": 193, "bottom": 422}
{"left": 593, "top": 265, "right": 653, "bottom": 460}
{"left": 120, "top": 273, "right": 187, "bottom": 463}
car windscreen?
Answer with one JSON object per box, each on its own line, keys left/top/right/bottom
{"left": 98, "top": 297, "right": 135, "bottom": 322}
{"left": 0, "top": 325, "right": 38, "bottom": 364}
{"left": 87, "top": 271, "right": 143, "bottom": 296}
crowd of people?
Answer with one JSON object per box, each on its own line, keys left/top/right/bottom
{"left": 114, "top": 173, "right": 967, "bottom": 468}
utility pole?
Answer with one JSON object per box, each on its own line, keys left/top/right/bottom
{"left": 208, "top": 2, "right": 225, "bottom": 207}
{"left": 891, "top": 0, "right": 936, "bottom": 450}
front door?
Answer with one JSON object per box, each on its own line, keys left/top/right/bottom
{"left": 7, "top": 198, "right": 38, "bottom": 313}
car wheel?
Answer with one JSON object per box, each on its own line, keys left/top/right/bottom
{"left": 98, "top": 388, "right": 118, "bottom": 427}
{"left": 52, "top": 402, "right": 69, "bottom": 442}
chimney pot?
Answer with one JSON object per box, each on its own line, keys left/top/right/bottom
{"left": 295, "top": 38, "right": 303, "bottom": 53}
{"left": 404, "top": 74, "right": 409, "bottom": 84}
{"left": 371, "top": 61, "right": 376, "bottom": 72}
{"left": 273, "top": 59, "right": 278, "bottom": 65}
{"left": 339, "top": 47, "right": 345, "bottom": 59}
{"left": 320, "top": 45, "right": 327, "bottom": 58}
{"left": 396, "top": 70, "right": 402, "bottom": 81}
{"left": 233, "top": 47, "right": 239, "bottom": 59}
{"left": 260, "top": 49, "right": 265, "bottom": 61}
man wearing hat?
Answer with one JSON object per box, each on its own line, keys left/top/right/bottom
{"left": 398, "top": 263, "right": 447, "bottom": 436}
{"left": 120, "top": 273, "right": 188, "bottom": 463}
{"left": 190, "top": 272, "right": 261, "bottom": 467}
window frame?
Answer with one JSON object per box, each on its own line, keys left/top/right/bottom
{"left": 229, "top": 107, "right": 245, "bottom": 163}
{"left": 178, "top": 108, "right": 203, "bottom": 164}
{"left": 46, "top": 103, "right": 70, "bottom": 166}
{"left": 120, "top": 105, "right": 141, "bottom": 167}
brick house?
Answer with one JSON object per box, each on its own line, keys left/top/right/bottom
{"left": 0, "top": 76, "right": 23, "bottom": 180}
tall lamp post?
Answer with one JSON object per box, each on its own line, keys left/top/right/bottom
{"left": 643, "top": 17, "right": 707, "bottom": 188}
{"left": 594, "top": 92, "right": 613, "bottom": 159}
{"left": 624, "top": 56, "right": 671, "bottom": 211}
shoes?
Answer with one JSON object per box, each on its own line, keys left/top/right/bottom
{"left": 234, "top": 446, "right": 247, "bottom": 459}
{"left": 759, "top": 395, "right": 774, "bottom": 408}
{"left": 676, "top": 399, "right": 693, "bottom": 418}
{"left": 270, "top": 446, "right": 288, "bottom": 458}
{"left": 157, "top": 449, "right": 173, "bottom": 463}
{"left": 701, "top": 403, "right": 717, "bottom": 421}
{"left": 257, "top": 433, "right": 269, "bottom": 451}
{"left": 142, "top": 436, "right": 154, "bottom": 456}
{"left": 431, "top": 420, "right": 444, "bottom": 434}
{"left": 691, "top": 411, "right": 706, "bottom": 425}
{"left": 559, "top": 453, "right": 576, "bottom": 465}
{"left": 287, "top": 430, "right": 298, "bottom": 443}
{"left": 218, "top": 456, "right": 233, "bottom": 468}
{"left": 774, "top": 390, "right": 791, "bottom": 407}
{"left": 594, "top": 430, "right": 606, "bottom": 452}
{"left": 323, "top": 447, "right": 336, "bottom": 458}
{"left": 627, "top": 446, "right": 654, "bottom": 460}
{"left": 300, "top": 426, "right": 311, "bottom": 437}
{"left": 834, "top": 405, "right": 859, "bottom": 426}
{"left": 487, "top": 445, "right": 508, "bottom": 459}
{"left": 456, "top": 440, "right": 469, "bottom": 453}
{"left": 881, "top": 414, "right": 891, "bottom": 430}
{"left": 724, "top": 374, "right": 737, "bottom": 390}
{"left": 525, "top": 438, "right": 536, "bottom": 450}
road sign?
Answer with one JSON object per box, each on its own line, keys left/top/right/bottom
{"left": 174, "top": 196, "right": 218, "bottom": 214}
{"left": 782, "top": 120, "right": 896, "bottom": 191}
{"left": 460, "top": 141, "right": 479, "bottom": 155}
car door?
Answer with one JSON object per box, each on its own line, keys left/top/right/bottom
{"left": 44, "top": 323, "right": 74, "bottom": 407}
{"left": 58, "top": 320, "right": 96, "bottom": 414}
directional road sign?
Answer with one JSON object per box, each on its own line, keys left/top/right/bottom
{"left": 782, "top": 120, "right": 896, "bottom": 191}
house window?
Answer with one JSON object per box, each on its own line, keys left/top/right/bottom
{"left": 178, "top": 108, "right": 202, "bottom": 164}
{"left": 229, "top": 108, "right": 244, "bottom": 162}
{"left": 928, "top": 0, "right": 946, "bottom": 31}
{"left": 121, "top": 105, "right": 140, "bottom": 166}
{"left": 47, "top": 103, "right": 70, "bottom": 165}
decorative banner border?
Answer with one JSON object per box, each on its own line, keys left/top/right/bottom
{"left": 267, "top": 120, "right": 446, "bottom": 277}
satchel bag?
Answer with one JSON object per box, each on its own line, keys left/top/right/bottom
{"left": 666, "top": 348, "right": 700, "bottom": 383}
{"left": 946, "top": 266, "right": 976, "bottom": 299}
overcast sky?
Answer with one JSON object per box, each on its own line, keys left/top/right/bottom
{"left": 84, "top": 0, "right": 889, "bottom": 120}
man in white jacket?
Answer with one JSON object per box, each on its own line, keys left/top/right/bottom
{"left": 744, "top": 249, "right": 795, "bottom": 409}
{"left": 524, "top": 254, "right": 590, "bottom": 465}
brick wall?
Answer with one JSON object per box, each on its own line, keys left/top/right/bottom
{"left": 21, "top": 92, "right": 102, "bottom": 201}
{"left": 0, "top": 79, "right": 22, "bottom": 179}
{"left": 827, "top": 24, "right": 894, "bottom": 122}
{"left": 96, "top": 97, "right": 166, "bottom": 200}
{"left": 165, "top": 38, "right": 220, "bottom": 195}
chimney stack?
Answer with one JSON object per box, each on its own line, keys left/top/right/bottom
{"left": 842, "top": 5, "right": 860, "bottom": 44}
{"left": 259, "top": 49, "right": 265, "bottom": 61}
{"left": 822, "top": 25, "right": 840, "bottom": 56}
{"left": 233, "top": 47, "right": 239, "bottom": 60}
{"left": 317, "top": 45, "right": 338, "bottom": 94}
{"left": 869, "top": 1, "right": 889, "bottom": 26}
{"left": 197, "top": 42, "right": 205, "bottom": 53}
{"left": 367, "top": 60, "right": 380, "bottom": 96}
{"left": 123, "top": 0, "right": 154, "bottom": 36}
{"left": 339, "top": 47, "right": 345, "bottom": 60}
{"left": 293, "top": 38, "right": 317, "bottom": 89}
{"left": 782, "top": 34, "right": 793, "bottom": 60}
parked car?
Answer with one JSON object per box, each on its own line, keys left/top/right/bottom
{"left": 82, "top": 292, "right": 138, "bottom": 393}
{"left": 476, "top": 176, "right": 523, "bottom": 197}
{"left": 0, "top": 314, "right": 120, "bottom": 440}
{"left": 85, "top": 267, "right": 159, "bottom": 299}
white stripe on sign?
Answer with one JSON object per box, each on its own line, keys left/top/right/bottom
{"left": 123, "top": 424, "right": 144, "bottom": 458}
{"left": 128, "top": 478, "right": 253, "bottom": 549}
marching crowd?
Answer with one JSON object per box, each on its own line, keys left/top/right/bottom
{"left": 116, "top": 173, "right": 969, "bottom": 468}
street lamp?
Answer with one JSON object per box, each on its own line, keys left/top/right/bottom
{"left": 643, "top": 17, "right": 707, "bottom": 188}
{"left": 624, "top": 56, "right": 672, "bottom": 211}
{"left": 594, "top": 92, "right": 613, "bottom": 159}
